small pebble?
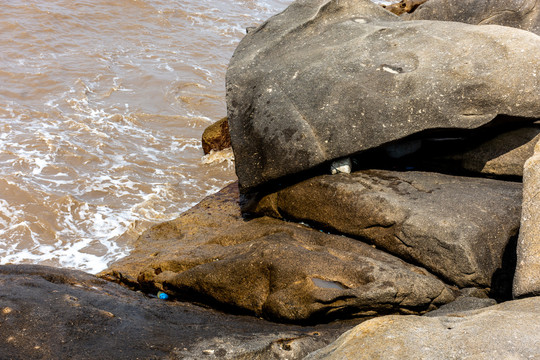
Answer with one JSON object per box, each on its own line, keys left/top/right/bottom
{"left": 98, "top": 310, "right": 115, "bottom": 318}
{"left": 330, "top": 157, "right": 352, "bottom": 174}
{"left": 202, "top": 349, "right": 215, "bottom": 355}
{"left": 2, "top": 307, "right": 13, "bottom": 315}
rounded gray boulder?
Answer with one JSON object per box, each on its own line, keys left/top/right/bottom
{"left": 226, "top": 0, "right": 540, "bottom": 191}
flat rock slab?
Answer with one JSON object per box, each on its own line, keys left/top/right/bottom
{"left": 403, "top": 0, "right": 540, "bottom": 35}
{"left": 102, "top": 183, "right": 456, "bottom": 323}
{"left": 250, "top": 170, "right": 522, "bottom": 291}
{"left": 226, "top": 0, "right": 540, "bottom": 191}
{"left": 305, "top": 296, "right": 540, "bottom": 359}
{"left": 0, "top": 264, "right": 358, "bottom": 360}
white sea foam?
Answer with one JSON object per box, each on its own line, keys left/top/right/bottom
{"left": 201, "top": 148, "right": 235, "bottom": 167}
{"left": 0, "top": 93, "right": 230, "bottom": 272}
{"left": 0, "top": 0, "right": 297, "bottom": 273}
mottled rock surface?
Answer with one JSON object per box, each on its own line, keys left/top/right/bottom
{"left": 305, "top": 297, "right": 540, "bottom": 359}
{"left": 201, "top": 116, "right": 231, "bottom": 154}
{"left": 403, "top": 0, "right": 540, "bottom": 35}
{"left": 423, "top": 295, "right": 497, "bottom": 317}
{"left": 0, "top": 264, "right": 356, "bottom": 360}
{"left": 101, "top": 182, "right": 456, "bottom": 323}
{"left": 514, "top": 140, "right": 540, "bottom": 298}
{"left": 226, "top": 0, "right": 540, "bottom": 191}
{"left": 250, "top": 170, "right": 521, "bottom": 292}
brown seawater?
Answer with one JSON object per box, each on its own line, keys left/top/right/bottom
{"left": 0, "top": 0, "right": 391, "bottom": 273}
{"left": 0, "top": 0, "right": 296, "bottom": 272}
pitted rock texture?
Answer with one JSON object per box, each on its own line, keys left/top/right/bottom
{"left": 226, "top": 0, "right": 540, "bottom": 191}
{"left": 403, "top": 0, "right": 540, "bottom": 35}
{"left": 305, "top": 297, "right": 540, "bottom": 360}
{"left": 101, "top": 182, "right": 456, "bottom": 323}
{"left": 0, "top": 264, "right": 354, "bottom": 360}
{"left": 249, "top": 170, "right": 522, "bottom": 292}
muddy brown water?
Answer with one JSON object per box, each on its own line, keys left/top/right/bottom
{"left": 0, "top": 0, "right": 391, "bottom": 273}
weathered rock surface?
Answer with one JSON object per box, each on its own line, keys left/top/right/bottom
{"left": 0, "top": 264, "right": 356, "bottom": 360}
{"left": 422, "top": 295, "right": 497, "bottom": 317}
{"left": 304, "top": 296, "right": 540, "bottom": 359}
{"left": 403, "top": 0, "right": 540, "bottom": 35}
{"left": 514, "top": 139, "right": 540, "bottom": 298}
{"left": 249, "top": 170, "right": 521, "bottom": 292}
{"left": 201, "top": 116, "right": 231, "bottom": 154}
{"left": 226, "top": 0, "right": 540, "bottom": 191}
{"left": 444, "top": 125, "right": 540, "bottom": 177}
{"left": 101, "top": 182, "right": 456, "bottom": 323}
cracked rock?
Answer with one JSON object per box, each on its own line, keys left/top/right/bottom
{"left": 249, "top": 170, "right": 522, "bottom": 293}
{"left": 101, "top": 182, "right": 456, "bottom": 323}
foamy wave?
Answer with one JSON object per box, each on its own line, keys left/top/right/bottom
{"left": 0, "top": 90, "right": 236, "bottom": 273}
{"left": 201, "top": 148, "right": 235, "bottom": 168}
{"left": 0, "top": 0, "right": 281, "bottom": 273}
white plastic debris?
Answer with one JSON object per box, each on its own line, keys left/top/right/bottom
{"left": 330, "top": 157, "right": 352, "bottom": 174}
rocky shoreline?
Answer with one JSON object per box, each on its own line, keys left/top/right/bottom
{"left": 0, "top": 264, "right": 359, "bottom": 359}
{"left": 2, "top": 0, "right": 540, "bottom": 358}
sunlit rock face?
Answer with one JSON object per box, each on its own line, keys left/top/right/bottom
{"left": 226, "top": 0, "right": 540, "bottom": 192}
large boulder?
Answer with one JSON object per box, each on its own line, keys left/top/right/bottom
{"left": 101, "top": 182, "right": 456, "bottom": 323}
{"left": 226, "top": 0, "right": 540, "bottom": 191}
{"left": 305, "top": 296, "right": 540, "bottom": 359}
{"left": 248, "top": 170, "right": 522, "bottom": 292}
{"left": 403, "top": 0, "right": 540, "bottom": 35}
{"left": 0, "top": 264, "right": 354, "bottom": 360}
